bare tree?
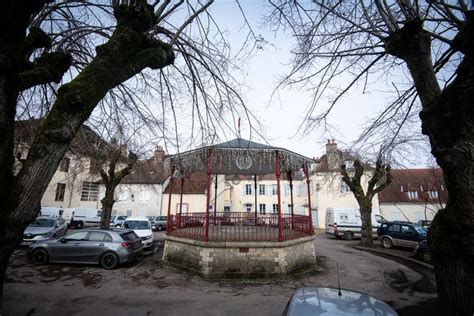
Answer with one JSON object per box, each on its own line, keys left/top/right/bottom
{"left": 341, "top": 159, "right": 392, "bottom": 247}
{"left": 268, "top": 1, "right": 473, "bottom": 314}
{"left": 0, "top": 0, "right": 258, "bottom": 309}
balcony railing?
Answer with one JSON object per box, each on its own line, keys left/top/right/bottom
{"left": 168, "top": 212, "right": 313, "bottom": 242}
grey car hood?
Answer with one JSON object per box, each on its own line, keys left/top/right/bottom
{"left": 24, "top": 226, "right": 53, "bottom": 235}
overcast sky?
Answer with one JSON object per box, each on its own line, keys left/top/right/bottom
{"left": 183, "top": 1, "right": 432, "bottom": 167}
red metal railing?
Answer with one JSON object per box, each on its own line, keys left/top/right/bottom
{"left": 168, "top": 212, "right": 313, "bottom": 242}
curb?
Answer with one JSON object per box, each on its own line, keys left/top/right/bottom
{"left": 353, "top": 245, "right": 434, "bottom": 271}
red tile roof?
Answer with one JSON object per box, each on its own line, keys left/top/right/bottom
{"left": 378, "top": 169, "right": 447, "bottom": 204}
{"left": 164, "top": 172, "right": 208, "bottom": 194}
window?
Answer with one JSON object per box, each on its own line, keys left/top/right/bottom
{"left": 288, "top": 204, "right": 293, "bottom": 213}
{"left": 428, "top": 190, "right": 438, "bottom": 199}
{"left": 259, "top": 184, "right": 266, "bottom": 195}
{"left": 65, "top": 231, "right": 89, "bottom": 241}
{"left": 388, "top": 224, "right": 400, "bottom": 232}
{"left": 245, "top": 184, "right": 252, "bottom": 195}
{"left": 273, "top": 204, "right": 278, "bottom": 213}
{"left": 81, "top": 181, "right": 99, "bottom": 201}
{"left": 55, "top": 183, "right": 66, "bottom": 201}
{"left": 88, "top": 232, "right": 106, "bottom": 241}
{"left": 259, "top": 204, "right": 266, "bottom": 215}
{"left": 224, "top": 206, "right": 231, "bottom": 212}
{"left": 272, "top": 184, "right": 278, "bottom": 195}
{"left": 340, "top": 182, "right": 351, "bottom": 193}
{"left": 139, "top": 189, "right": 150, "bottom": 203}
{"left": 295, "top": 184, "right": 302, "bottom": 196}
{"left": 407, "top": 191, "right": 418, "bottom": 199}
{"left": 244, "top": 203, "right": 252, "bottom": 212}
{"left": 401, "top": 225, "right": 415, "bottom": 234}
{"left": 59, "top": 158, "right": 70, "bottom": 172}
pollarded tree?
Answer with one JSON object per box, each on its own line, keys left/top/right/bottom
{"left": 268, "top": 1, "right": 473, "bottom": 314}
{"left": 341, "top": 159, "right": 392, "bottom": 247}
{"left": 0, "top": 0, "right": 256, "bottom": 309}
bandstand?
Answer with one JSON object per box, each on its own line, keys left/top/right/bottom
{"left": 162, "top": 138, "right": 316, "bottom": 278}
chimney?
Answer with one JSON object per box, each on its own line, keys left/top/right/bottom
{"left": 325, "top": 139, "right": 340, "bottom": 170}
{"left": 154, "top": 145, "right": 165, "bottom": 162}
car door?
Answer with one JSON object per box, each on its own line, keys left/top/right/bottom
{"left": 400, "top": 225, "right": 419, "bottom": 247}
{"left": 80, "top": 231, "right": 109, "bottom": 263}
{"left": 387, "top": 224, "right": 401, "bottom": 246}
{"left": 48, "top": 231, "right": 89, "bottom": 262}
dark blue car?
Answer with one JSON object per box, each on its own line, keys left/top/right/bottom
{"left": 377, "top": 222, "right": 427, "bottom": 249}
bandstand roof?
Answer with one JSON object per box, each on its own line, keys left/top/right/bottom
{"left": 168, "top": 138, "right": 314, "bottom": 175}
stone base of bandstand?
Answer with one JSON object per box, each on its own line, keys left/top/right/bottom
{"left": 162, "top": 235, "right": 317, "bottom": 278}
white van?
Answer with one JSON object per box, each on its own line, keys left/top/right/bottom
{"left": 325, "top": 207, "right": 386, "bottom": 240}
{"left": 65, "top": 207, "right": 102, "bottom": 228}
{"left": 40, "top": 207, "right": 64, "bottom": 218}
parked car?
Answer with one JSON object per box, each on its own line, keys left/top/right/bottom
{"left": 377, "top": 221, "right": 427, "bottom": 249}
{"left": 150, "top": 216, "right": 167, "bottom": 231}
{"left": 21, "top": 216, "right": 68, "bottom": 246}
{"left": 39, "top": 207, "right": 64, "bottom": 217}
{"left": 414, "top": 240, "right": 431, "bottom": 263}
{"left": 121, "top": 216, "right": 154, "bottom": 251}
{"left": 110, "top": 215, "right": 128, "bottom": 228}
{"left": 326, "top": 207, "right": 387, "bottom": 241}
{"left": 282, "top": 287, "right": 397, "bottom": 315}
{"left": 416, "top": 220, "right": 432, "bottom": 229}
{"left": 28, "top": 228, "right": 143, "bottom": 269}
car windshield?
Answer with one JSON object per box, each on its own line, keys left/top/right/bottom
{"left": 414, "top": 226, "right": 427, "bottom": 234}
{"left": 30, "top": 218, "right": 55, "bottom": 227}
{"left": 124, "top": 220, "right": 150, "bottom": 230}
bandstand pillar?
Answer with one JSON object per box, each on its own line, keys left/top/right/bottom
{"left": 304, "top": 163, "right": 313, "bottom": 235}
{"left": 205, "top": 151, "right": 212, "bottom": 242}
{"left": 287, "top": 171, "right": 294, "bottom": 229}
{"left": 214, "top": 175, "right": 218, "bottom": 225}
{"left": 275, "top": 151, "right": 283, "bottom": 242}
{"left": 166, "top": 165, "right": 175, "bottom": 235}
{"left": 178, "top": 176, "right": 184, "bottom": 229}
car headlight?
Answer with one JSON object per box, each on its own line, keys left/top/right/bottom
{"left": 33, "top": 233, "right": 50, "bottom": 240}
{"left": 145, "top": 235, "right": 153, "bottom": 240}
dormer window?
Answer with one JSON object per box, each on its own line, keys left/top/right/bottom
{"left": 428, "top": 190, "right": 438, "bottom": 199}
{"left": 407, "top": 191, "right": 418, "bottom": 199}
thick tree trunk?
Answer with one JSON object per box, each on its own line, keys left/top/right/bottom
{"left": 387, "top": 14, "right": 474, "bottom": 316}
{"left": 0, "top": 3, "right": 174, "bottom": 310}
{"left": 358, "top": 199, "right": 374, "bottom": 247}
{"left": 100, "top": 188, "right": 115, "bottom": 229}
{"left": 420, "top": 49, "right": 474, "bottom": 316}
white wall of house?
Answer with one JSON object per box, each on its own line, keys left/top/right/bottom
{"left": 161, "top": 193, "right": 207, "bottom": 215}
{"left": 380, "top": 203, "right": 443, "bottom": 222}
{"left": 311, "top": 172, "right": 381, "bottom": 229}
{"left": 41, "top": 156, "right": 102, "bottom": 209}
{"left": 112, "top": 183, "right": 164, "bottom": 217}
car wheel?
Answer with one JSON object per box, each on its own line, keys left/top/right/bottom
{"left": 31, "top": 248, "right": 49, "bottom": 266}
{"left": 382, "top": 237, "right": 393, "bottom": 249}
{"left": 76, "top": 221, "right": 84, "bottom": 229}
{"left": 158, "top": 225, "right": 163, "bottom": 231}
{"left": 100, "top": 252, "right": 119, "bottom": 269}
{"left": 343, "top": 231, "right": 354, "bottom": 241}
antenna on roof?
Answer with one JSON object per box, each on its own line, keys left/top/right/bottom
{"left": 337, "top": 261, "right": 342, "bottom": 296}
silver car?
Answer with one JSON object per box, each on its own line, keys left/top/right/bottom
{"left": 21, "top": 216, "right": 68, "bottom": 246}
{"left": 110, "top": 215, "right": 128, "bottom": 228}
{"left": 28, "top": 228, "right": 143, "bottom": 269}
{"left": 150, "top": 216, "right": 168, "bottom": 231}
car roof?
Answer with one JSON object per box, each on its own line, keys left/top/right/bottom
{"left": 124, "top": 216, "right": 150, "bottom": 221}
{"left": 284, "top": 287, "right": 397, "bottom": 316}
{"left": 74, "top": 227, "right": 136, "bottom": 234}
{"left": 35, "top": 216, "right": 59, "bottom": 220}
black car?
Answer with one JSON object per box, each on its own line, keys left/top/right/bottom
{"left": 377, "top": 221, "right": 427, "bottom": 249}
{"left": 414, "top": 240, "right": 431, "bottom": 263}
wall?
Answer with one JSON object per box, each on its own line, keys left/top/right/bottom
{"left": 161, "top": 193, "right": 207, "bottom": 215}
{"left": 311, "top": 172, "right": 381, "bottom": 229}
{"left": 41, "top": 156, "right": 102, "bottom": 209}
{"left": 113, "top": 183, "right": 163, "bottom": 217}
{"left": 163, "top": 235, "right": 317, "bottom": 278}
{"left": 380, "top": 203, "right": 443, "bottom": 222}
